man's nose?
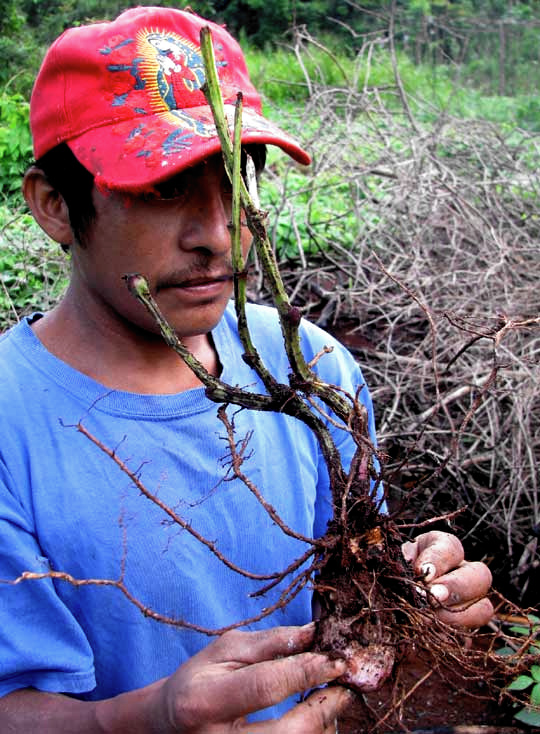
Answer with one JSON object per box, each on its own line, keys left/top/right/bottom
{"left": 179, "top": 180, "right": 232, "bottom": 256}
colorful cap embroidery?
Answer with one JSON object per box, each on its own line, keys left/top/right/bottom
{"left": 30, "top": 6, "right": 310, "bottom": 192}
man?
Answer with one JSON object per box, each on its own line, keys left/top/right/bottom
{"left": 0, "top": 6, "right": 492, "bottom": 732}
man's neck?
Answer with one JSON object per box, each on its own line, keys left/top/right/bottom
{"left": 31, "top": 296, "right": 220, "bottom": 395}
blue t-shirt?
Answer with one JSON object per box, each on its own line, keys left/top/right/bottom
{"left": 0, "top": 301, "right": 379, "bottom": 720}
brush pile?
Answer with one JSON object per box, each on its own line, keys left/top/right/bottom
{"left": 253, "top": 28, "right": 540, "bottom": 607}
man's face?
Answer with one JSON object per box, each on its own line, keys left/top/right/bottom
{"left": 70, "top": 155, "right": 252, "bottom": 340}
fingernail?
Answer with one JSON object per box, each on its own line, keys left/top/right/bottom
{"left": 337, "top": 688, "right": 357, "bottom": 709}
{"left": 286, "top": 623, "right": 316, "bottom": 652}
{"left": 327, "top": 657, "right": 348, "bottom": 676}
{"left": 421, "top": 563, "right": 436, "bottom": 582}
{"left": 430, "top": 584, "right": 449, "bottom": 602}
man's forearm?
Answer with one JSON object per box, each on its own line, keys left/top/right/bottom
{"left": 0, "top": 682, "right": 169, "bottom": 734}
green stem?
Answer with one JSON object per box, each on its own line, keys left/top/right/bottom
{"left": 200, "top": 26, "right": 353, "bottom": 425}
{"left": 124, "top": 274, "right": 344, "bottom": 483}
{"left": 126, "top": 29, "right": 362, "bottom": 503}
{"left": 230, "top": 93, "right": 280, "bottom": 391}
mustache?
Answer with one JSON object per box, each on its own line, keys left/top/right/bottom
{"left": 155, "top": 255, "right": 235, "bottom": 291}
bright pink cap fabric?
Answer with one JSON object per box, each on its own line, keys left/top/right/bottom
{"left": 30, "top": 6, "right": 310, "bottom": 192}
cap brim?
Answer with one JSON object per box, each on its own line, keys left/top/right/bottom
{"left": 67, "top": 104, "right": 310, "bottom": 193}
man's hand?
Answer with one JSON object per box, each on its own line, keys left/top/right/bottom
{"left": 1, "top": 625, "right": 351, "bottom": 734}
{"left": 153, "top": 623, "right": 353, "bottom": 733}
{"left": 402, "top": 530, "right": 493, "bottom": 627}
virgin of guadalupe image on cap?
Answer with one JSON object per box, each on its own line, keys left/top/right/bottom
{"left": 145, "top": 32, "right": 207, "bottom": 103}
{"left": 135, "top": 28, "right": 228, "bottom": 139}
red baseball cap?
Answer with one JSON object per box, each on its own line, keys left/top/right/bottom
{"left": 30, "top": 6, "right": 311, "bottom": 193}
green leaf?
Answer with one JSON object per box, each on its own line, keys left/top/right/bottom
{"left": 531, "top": 683, "right": 540, "bottom": 705}
{"left": 532, "top": 666, "right": 540, "bottom": 682}
{"left": 508, "top": 675, "right": 534, "bottom": 691}
{"left": 497, "top": 646, "right": 517, "bottom": 656}
{"left": 515, "top": 706, "right": 540, "bottom": 727}
{"left": 510, "top": 625, "right": 531, "bottom": 636}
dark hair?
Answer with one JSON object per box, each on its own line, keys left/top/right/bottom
{"left": 36, "top": 143, "right": 96, "bottom": 249}
{"left": 34, "top": 142, "right": 267, "bottom": 247}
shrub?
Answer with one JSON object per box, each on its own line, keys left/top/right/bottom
{"left": 504, "top": 616, "right": 540, "bottom": 727}
{"left": 249, "top": 39, "right": 540, "bottom": 605}
{"left": 0, "top": 91, "right": 32, "bottom": 196}
{"left": 0, "top": 206, "right": 69, "bottom": 330}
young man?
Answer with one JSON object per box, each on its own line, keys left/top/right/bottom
{"left": 0, "top": 7, "right": 492, "bottom": 732}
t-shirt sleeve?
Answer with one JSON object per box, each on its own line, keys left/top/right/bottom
{"left": 0, "top": 457, "right": 96, "bottom": 698}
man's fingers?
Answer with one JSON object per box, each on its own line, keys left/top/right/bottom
{"left": 168, "top": 626, "right": 344, "bottom": 727}
{"left": 286, "top": 687, "right": 353, "bottom": 734}
{"left": 198, "top": 652, "right": 347, "bottom": 722}
{"left": 244, "top": 686, "right": 354, "bottom": 734}
{"left": 428, "top": 561, "right": 492, "bottom": 605}
{"left": 402, "top": 531, "right": 494, "bottom": 631}
{"left": 199, "top": 624, "right": 316, "bottom": 666}
{"left": 403, "top": 531, "right": 465, "bottom": 580}
{"left": 230, "top": 652, "right": 347, "bottom": 717}
{"left": 435, "top": 596, "right": 494, "bottom": 628}
{"left": 428, "top": 560, "right": 494, "bottom": 627}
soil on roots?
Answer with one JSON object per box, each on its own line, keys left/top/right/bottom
{"left": 302, "top": 336, "right": 534, "bottom": 732}
{"left": 313, "top": 505, "right": 420, "bottom": 690}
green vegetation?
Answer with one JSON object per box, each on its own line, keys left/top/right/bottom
{"left": 0, "top": 209, "right": 69, "bottom": 324}
{"left": 2, "top": 1, "right": 540, "bottom": 97}
{"left": 248, "top": 40, "right": 540, "bottom": 129}
{"left": 503, "top": 615, "right": 540, "bottom": 727}
{"left": 0, "top": 90, "right": 32, "bottom": 196}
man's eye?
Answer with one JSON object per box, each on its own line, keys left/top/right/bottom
{"left": 221, "top": 169, "right": 249, "bottom": 196}
{"left": 154, "top": 177, "right": 189, "bottom": 199}
{"left": 221, "top": 176, "right": 233, "bottom": 196}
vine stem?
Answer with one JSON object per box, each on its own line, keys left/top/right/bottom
{"left": 124, "top": 271, "right": 346, "bottom": 494}
{"left": 199, "top": 25, "right": 356, "bottom": 426}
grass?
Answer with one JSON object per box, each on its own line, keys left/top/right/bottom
{"left": 244, "top": 41, "right": 540, "bottom": 131}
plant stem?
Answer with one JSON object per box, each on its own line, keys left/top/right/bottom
{"left": 229, "top": 92, "right": 281, "bottom": 392}
{"left": 124, "top": 273, "right": 345, "bottom": 488}
{"left": 199, "top": 26, "right": 354, "bottom": 426}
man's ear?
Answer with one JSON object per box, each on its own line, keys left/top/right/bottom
{"left": 22, "top": 166, "right": 74, "bottom": 246}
